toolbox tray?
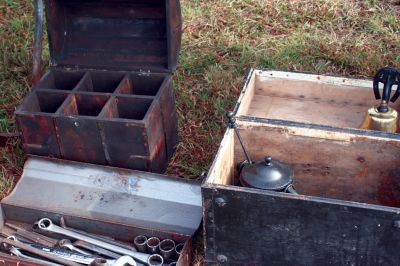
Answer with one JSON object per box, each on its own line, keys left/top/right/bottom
{"left": 1, "top": 157, "right": 202, "bottom": 266}
{"left": 202, "top": 69, "right": 400, "bottom": 266}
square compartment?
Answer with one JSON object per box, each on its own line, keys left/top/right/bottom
{"left": 76, "top": 72, "right": 126, "bottom": 93}
{"left": 56, "top": 94, "right": 110, "bottom": 164}
{"left": 103, "top": 96, "right": 153, "bottom": 120}
{"left": 99, "top": 96, "right": 167, "bottom": 172}
{"left": 17, "top": 90, "right": 68, "bottom": 114}
{"left": 116, "top": 73, "right": 166, "bottom": 96}
{"left": 15, "top": 91, "right": 68, "bottom": 157}
{"left": 61, "top": 94, "right": 110, "bottom": 117}
{"left": 36, "top": 70, "right": 85, "bottom": 91}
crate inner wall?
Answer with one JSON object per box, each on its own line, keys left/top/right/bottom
{"left": 206, "top": 121, "right": 400, "bottom": 208}
{"left": 237, "top": 70, "right": 400, "bottom": 133}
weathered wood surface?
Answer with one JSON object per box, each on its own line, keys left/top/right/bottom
{"left": 234, "top": 122, "right": 400, "bottom": 207}
{"left": 45, "top": 0, "right": 181, "bottom": 72}
{"left": 203, "top": 185, "right": 400, "bottom": 266}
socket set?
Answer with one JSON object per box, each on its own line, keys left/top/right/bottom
{"left": 133, "top": 235, "right": 184, "bottom": 266}
{"left": 1, "top": 218, "right": 185, "bottom": 266}
{"left": 15, "top": 69, "right": 178, "bottom": 173}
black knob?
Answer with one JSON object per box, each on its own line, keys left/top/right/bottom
{"left": 226, "top": 111, "right": 237, "bottom": 129}
{"left": 373, "top": 67, "right": 400, "bottom": 112}
{"left": 265, "top": 156, "right": 272, "bottom": 166}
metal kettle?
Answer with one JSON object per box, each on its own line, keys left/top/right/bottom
{"left": 226, "top": 112, "right": 297, "bottom": 194}
{"left": 360, "top": 67, "right": 400, "bottom": 133}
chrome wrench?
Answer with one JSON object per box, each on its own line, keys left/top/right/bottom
{"left": 37, "top": 218, "right": 160, "bottom": 265}
{"left": 6, "top": 222, "right": 58, "bottom": 246}
{"left": 9, "top": 246, "right": 63, "bottom": 266}
{"left": 1, "top": 237, "right": 81, "bottom": 266}
{"left": 73, "top": 240, "right": 121, "bottom": 259}
{"left": 59, "top": 217, "right": 135, "bottom": 251}
{"left": 58, "top": 239, "right": 92, "bottom": 255}
{"left": 8, "top": 235, "right": 110, "bottom": 265}
{"left": 113, "top": 255, "right": 137, "bottom": 266}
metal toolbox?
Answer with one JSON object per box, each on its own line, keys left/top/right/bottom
{"left": 0, "top": 157, "right": 202, "bottom": 265}
{"left": 202, "top": 69, "right": 400, "bottom": 265}
{"left": 15, "top": 0, "right": 182, "bottom": 173}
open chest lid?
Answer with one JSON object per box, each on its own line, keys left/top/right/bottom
{"left": 44, "top": 0, "right": 182, "bottom": 73}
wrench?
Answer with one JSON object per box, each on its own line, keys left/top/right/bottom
{"left": 29, "top": 243, "right": 113, "bottom": 265}
{"left": 9, "top": 246, "right": 63, "bottom": 266}
{"left": 74, "top": 240, "right": 121, "bottom": 259}
{"left": 59, "top": 217, "right": 135, "bottom": 251}
{"left": 6, "top": 222, "right": 58, "bottom": 246}
{"left": 37, "top": 218, "right": 161, "bottom": 265}
{"left": 58, "top": 239, "right": 92, "bottom": 255}
{"left": 113, "top": 255, "right": 137, "bottom": 266}
{"left": 1, "top": 237, "right": 81, "bottom": 266}
{"left": 91, "top": 256, "right": 138, "bottom": 266}
{"left": 8, "top": 236, "right": 108, "bottom": 265}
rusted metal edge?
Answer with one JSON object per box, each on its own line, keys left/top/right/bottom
{"left": 32, "top": 0, "right": 44, "bottom": 86}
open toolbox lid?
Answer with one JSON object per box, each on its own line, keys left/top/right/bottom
{"left": 45, "top": 0, "right": 182, "bottom": 73}
{"left": 1, "top": 157, "right": 202, "bottom": 237}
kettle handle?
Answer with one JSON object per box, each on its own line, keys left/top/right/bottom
{"left": 373, "top": 67, "right": 400, "bottom": 112}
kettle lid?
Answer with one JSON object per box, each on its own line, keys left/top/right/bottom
{"left": 240, "top": 156, "right": 294, "bottom": 191}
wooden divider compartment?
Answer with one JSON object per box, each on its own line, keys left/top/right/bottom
{"left": 116, "top": 73, "right": 166, "bottom": 96}
{"left": 16, "top": 71, "right": 177, "bottom": 173}
{"left": 15, "top": 91, "right": 69, "bottom": 157}
{"left": 76, "top": 71, "right": 126, "bottom": 93}
{"left": 55, "top": 93, "right": 111, "bottom": 164}
{"left": 99, "top": 96, "right": 167, "bottom": 172}
{"left": 35, "top": 69, "right": 86, "bottom": 91}
{"left": 202, "top": 69, "right": 400, "bottom": 266}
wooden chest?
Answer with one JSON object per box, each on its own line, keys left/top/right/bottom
{"left": 202, "top": 69, "right": 400, "bottom": 265}
{"left": 15, "top": 0, "right": 181, "bottom": 173}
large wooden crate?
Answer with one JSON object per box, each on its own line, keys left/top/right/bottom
{"left": 202, "top": 69, "right": 400, "bottom": 265}
{"left": 15, "top": 0, "right": 181, "bottom": 173}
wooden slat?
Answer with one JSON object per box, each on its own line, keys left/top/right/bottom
{"left": 206, "top": 129, "right": 235, "bottom": 186}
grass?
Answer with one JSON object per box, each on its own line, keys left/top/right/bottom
{"left": 0, "top": 0, "right": 399, "bottom": 264}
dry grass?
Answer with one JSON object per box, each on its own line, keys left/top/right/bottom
{"left": 0, "top": 0, "right": 35, "bottom": 197}
{"left": 0, "top": 0, "right": 399, "bottom": 264}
